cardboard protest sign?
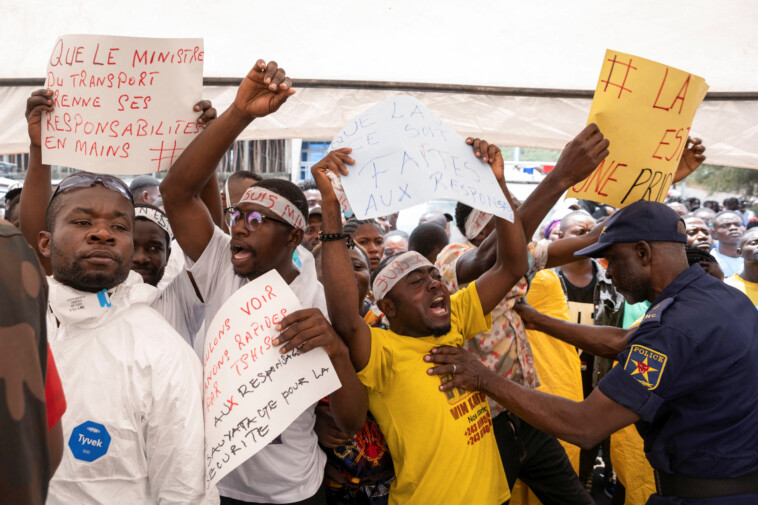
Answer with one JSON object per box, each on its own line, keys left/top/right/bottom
{"left": 329, "top": 95, "right": 514, "bottom": 222}
{"left": 41, "top": 34, "right": 204, "bottom": 174}
{"left": 567, "top": 49, "right": 708, "bottom": 208}
{"left": 202, "top": 270, "right": 341, "bottom": 489}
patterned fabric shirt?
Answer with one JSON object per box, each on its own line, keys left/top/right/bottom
{"left": 436, "top": 240, "right": 549, "bottom": 416}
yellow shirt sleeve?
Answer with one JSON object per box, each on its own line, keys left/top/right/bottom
{"left": 453, "top": 281, "right": 493, "bottom": 340}
{"left": 357, "top": 327, "right": 394, "bottom": 392}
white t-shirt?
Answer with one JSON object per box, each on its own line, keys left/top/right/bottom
{"left": 151, "top": 269, "right": 205, "bottom": 350}
{"left": 46, "top": 271, "right": 216, "bottom": 505}
{"left": 188, "top": 226, "right": 327, "bottom": 503}
{"left": 158, "top": 238, "right": 187, "bottom": 290}
{"left": 711, "top": 247, "right": 744, "bottom": 278}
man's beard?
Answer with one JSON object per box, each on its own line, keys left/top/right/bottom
{"left": 431, "top": 324, "right": 452, "bottom": 338}
{"left": 52, "top": 247, "right": 130, "bottom": 293}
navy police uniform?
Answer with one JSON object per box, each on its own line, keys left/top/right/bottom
{"left": 576, "top": 201, "right": 758, "bottom": 504}
{"left": 599, "top": 264, "right": 758, "bottom": 504}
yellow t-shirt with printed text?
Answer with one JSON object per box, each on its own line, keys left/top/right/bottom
{"left": 357, "top": 282, "right": 509, "bottom": 505}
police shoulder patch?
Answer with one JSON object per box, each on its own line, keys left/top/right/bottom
{"left": 639, "top": 297, "right": 675, "bottom": 325}
{"left": 624, "top": 344, "right": 667, "bottom": 390}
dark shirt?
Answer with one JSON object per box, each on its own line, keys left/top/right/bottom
{"left": 599, "top": 264, "right": 758, "bottom": 501}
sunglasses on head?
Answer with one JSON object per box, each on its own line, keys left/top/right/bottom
{"left": 224, "top": 207, "right": 290, "bottom": 232}
{"left": 49, "top": 172, "right": 134, "bottom": 206}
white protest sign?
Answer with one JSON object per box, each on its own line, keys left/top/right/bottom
{"left": 329, "top": 95, "right": 514, "bottom": 222}
{"left": 41, "top": 34, "right": 204, "bottom": 174}
{"left": 202, "top": 270, "right": 341, "bottom": 489}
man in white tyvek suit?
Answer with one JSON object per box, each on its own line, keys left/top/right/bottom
{"left": 35, "top": 172, "right": 217, "bottom": 505}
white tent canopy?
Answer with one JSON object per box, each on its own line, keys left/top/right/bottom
{"left": 3, "top": 0, "right": 758, "bottom": 168}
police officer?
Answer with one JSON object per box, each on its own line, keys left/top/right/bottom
{"left": 425, "top": 200, "right": 758, "bottom": 504}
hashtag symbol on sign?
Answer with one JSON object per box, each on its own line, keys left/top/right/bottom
{"left": 601, "top": 55, "right": 637, "bottom": 99}
{"left": 149, "top": 141, "right": 184, "bottom": 171}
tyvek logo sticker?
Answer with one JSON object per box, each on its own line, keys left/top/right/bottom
{"left": 97, "top": 289, "right": 111, "bottom": 308}
{"left": 69, "top": 421, "right": 111, "bottom": 462}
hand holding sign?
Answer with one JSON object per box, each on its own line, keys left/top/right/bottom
{"left": 673, "top": 137, "right": 706, "bottom": 182}
{"left": 274, "top": 308, "right": 350, "bottom": 359}
{"left": 329, "top": 95, "right": 514, "bottom": 222}
{"left": 232, "top": 59, "right": 296, "bottom": 120}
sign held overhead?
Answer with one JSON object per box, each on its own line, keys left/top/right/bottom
{"left": 329, "top": 95, "right": 514, "bottom": 222}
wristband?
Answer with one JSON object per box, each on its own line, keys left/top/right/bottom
{"left": 319, "top": 232, "right": 356, "bottom": 248}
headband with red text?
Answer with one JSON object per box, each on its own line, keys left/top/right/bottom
{"left": 465, "top": 210, "right": 493, "bottom": 240}
{"left": 238, "top": 187, "right": 306, "bottom": 230}
{"left": 135, "top": 205, "right": 173, "bottom": 240}
{"left": 372, "top": 251, "right": 435, "bottom": 300}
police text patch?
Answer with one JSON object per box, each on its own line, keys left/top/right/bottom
{"left": 624, "top": 345, "right": 667, "bottom": 390}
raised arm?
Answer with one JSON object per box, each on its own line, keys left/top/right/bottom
{"left": 517, "top": 123, "right": 609, "bottom": 239}
{"left": 455, "top": 124, "right": 609, "bottom": 284}
{"left": 160, "top": 60, "right": 294, "bottom": 261}
{"left": 513, "top": 302, "right": 633, "bottom": 359}
{"left": 311, "top": 148, "right": 373, "bottom": 371}
{"left": 20, "top": 89, "right": 54, "bottom": 274}
{"left": 467, "top": 139, "right": 528, "bottom": 314}
{"left": 426, "top": 346, "right": 639, "bottom": 449}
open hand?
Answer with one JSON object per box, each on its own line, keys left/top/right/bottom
{"left": 273, "top": 308, "right": 348, "bottom": 360}
{"left": 552, "top": 123, "right": 610, "bottom": 187}
{"left": 26, "top": 89, "right": 54, "bottom": 148}
{"left": 193, "top": 100, "right": 217, "bottom": 128}
{"left": 673, "top": 137, "right": 706, "bottom": 183}
{"left": 466, "top": 137, "right": 504, "bottom": 181}
{"left": 233, "top": 59, "right": 295, "bottom": 120}
{"left": 424, "top": 346, "right": 492, "bottom": 393}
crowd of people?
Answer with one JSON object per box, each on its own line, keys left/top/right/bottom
{"left": 2, "top": 59, "right": 758, "bottom": 505}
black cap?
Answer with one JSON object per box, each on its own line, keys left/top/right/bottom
{"left": 574, "top": 201, "right": 687, "bottom": 258}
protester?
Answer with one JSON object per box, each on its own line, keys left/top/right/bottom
{"left": 160, "top": 59, "right": 367, "bottom": 505}
{"left": 436, "top": 125, "right": 611, "bottom": 504}
{"left": 343, "top": 219, "right": 385, "bottom": 272}
{"left": 552, "top": 210, "right": 625, "bottom": 489}
{"left": 683, "top": 216, "right": 713, "bottom": 252}
{"left": 298, "top": 178, "right": 322, "bottom": 211}
{"left": 408, "top": 222, "right": 448, "bottom": 264}
{"left": 430, "top": 201, "right": 758, "bottom": 504}
{"left": 382, "top": 230, "right": 408, "bottom": 259}
{"left": 666, "top": 202, "right": 688, "bottom": 217}
{"left": 725, "top": 228, "right": 758, "bottom": 308}
{"left": 0, "top": 220, "right": 61, "bottom": 505}
{"left": 222, "top": 170, "right": 264, "bottom": 210}
{"left": 303, "top": 206, "right": 323, "bottom": 251}
{"left": 711, "top": 210, "right": 746, "bottom": 277}
{"left": 314, "top": 138, "right": 529, "bottom": 505}
{"left": 129, "top": 175, "right": 161, "bottom": 205}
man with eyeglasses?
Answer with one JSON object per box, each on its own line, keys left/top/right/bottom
{"left": 161, "top": 59, "right": 367, "bottom": 505}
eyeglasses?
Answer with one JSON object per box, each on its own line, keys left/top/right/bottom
{"left": 49, "top": 172, "right": 134, "bottom": 206}
{"left": 224, "top": 207, "right": 290, "bottom": 231}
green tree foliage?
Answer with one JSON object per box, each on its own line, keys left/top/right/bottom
{"left": 692, "top": 164, "right": 758, "bottom": 196}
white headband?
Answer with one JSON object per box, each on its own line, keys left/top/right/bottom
{"left": 372, "top": 251, "right": 434, "bottom": 300}
{"left": 464, "top": 210, "right": 493, "bottom": 240}
{"left": 238, "top": 186, "right": 307, "bottom": 230}
{"left": 135, "top": 206, "right": 172, "bottom": 240}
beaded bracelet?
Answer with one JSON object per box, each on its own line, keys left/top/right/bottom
{"left": 319, "top": 232, "right": 356, "bottom": 248}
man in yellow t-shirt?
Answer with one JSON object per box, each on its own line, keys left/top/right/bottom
{"left": 725, "top": 229, "right": 758, "bottom": 309}
{"left": 312, "top": 140, "right": 528, "bottom": 504}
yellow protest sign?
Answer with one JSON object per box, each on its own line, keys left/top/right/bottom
{"left": 567, "top": 49, "right": 708, "bottom": 208}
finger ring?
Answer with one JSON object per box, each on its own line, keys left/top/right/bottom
{"left": 452, "top": 364, "right": 457, "bottom": 374}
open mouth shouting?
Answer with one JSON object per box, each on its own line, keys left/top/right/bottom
{"left": 230, "top": 241, "right": 254, "bottom": 267}
{"left": 429, "top": 295, "right": 449, "bottom": 318}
